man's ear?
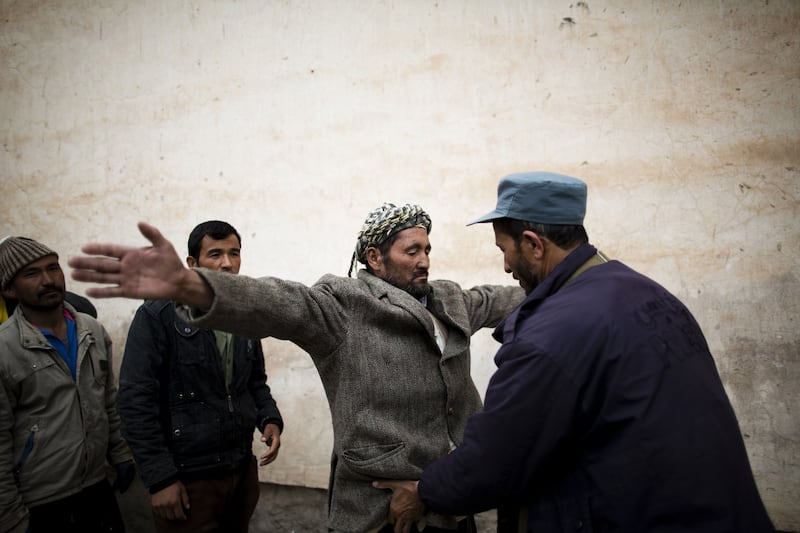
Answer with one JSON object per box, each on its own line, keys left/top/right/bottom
{"left": 365, "top": 247, "right": 383, "bottom": 271}
{"left": 186, "top": 256, "right": 197, "bottom": 268}
{"left": 3, "top": 285, "right": 17, "bottom": 299}
{"left": 520, "top": 230, "right": 546, "bottom": 259}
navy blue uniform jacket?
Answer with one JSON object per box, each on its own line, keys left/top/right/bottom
{"left": 419, "top": 244, "right": 773, "bottom": 532}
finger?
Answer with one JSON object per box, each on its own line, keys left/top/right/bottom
{"left": 138, "top": 221, "right": 168, "bottom": 247}
{"left": 168, "top": 500, "right": 187, "bottom": 521}
{"left": 165, "top": 504, "right": 178, "bottom": 521}
{"left": 83, "top": 286, "right": 124, "bottom": 298}
{"left": 260, "top": 447, "right": 278, "bottom": 466}
{"left": 395, "top": 512, "right": 415, "bottom": 533}
{"left": 70, "top": 268, "right": 119, "bottom": 284}
{"left": 77, "top": 243, "right": 135, "bottom": 260}
{"left": 68, "top": 255, "right": 121, "bottom": 273}
{"left": 373, "top": 480, "right": 395, "bottom": 491}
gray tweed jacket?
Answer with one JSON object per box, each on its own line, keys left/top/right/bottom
{"left": 180, "top": 268, "right": 524, "bottom": 532}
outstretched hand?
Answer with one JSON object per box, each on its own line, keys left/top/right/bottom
{"left": 68, "top": 222, "right": 211, "bottom": 308}
{"left": 372, "top": 480, "right": 426, "bottom": 533}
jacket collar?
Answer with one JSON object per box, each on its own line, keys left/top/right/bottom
{"left": 493, "top": 243, "right": 597, "bottom": 344}
{"left": 356, "top": 269, "right": 441, "bottom": 345}
{"left": 13, "top": 301, "right": 89, "bottom": 350}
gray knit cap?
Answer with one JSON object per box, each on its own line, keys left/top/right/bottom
{"left": 0, "top": 236, "right": 59, "bottom": 289}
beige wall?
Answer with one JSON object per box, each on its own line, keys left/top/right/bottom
{"left": 2, "top": 1, "right": 798, "bottom": 529}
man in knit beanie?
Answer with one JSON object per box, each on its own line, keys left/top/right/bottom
{"left": 0, "top": 236, "right": 59, "bottom": 291}
{"left": 0, "top": 236, "right": 135, "bottom": 533}
{"left": 0, "top": 240, "right": 98, "bottom": 324}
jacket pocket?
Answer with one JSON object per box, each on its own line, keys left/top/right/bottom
{"left": 341, "top": 442, "right": 411, "bottom": 480}
{"left": 169, "top": 402, "right": 224, "bottom": 469}
{"left": 13, "top": 423, "right": 40, "bottom": 483}
{"left": 90, "top": 351, "right": 110, "bottom": 388}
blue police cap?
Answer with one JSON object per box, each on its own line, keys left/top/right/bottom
{"left": 469, "top": 171, "right": 587, "bottom": 226}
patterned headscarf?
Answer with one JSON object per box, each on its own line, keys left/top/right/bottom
{"left": 348, "top": 203, "right": 432, "bottom": 276}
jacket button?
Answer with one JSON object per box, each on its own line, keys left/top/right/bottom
{"left": 174, "top": 429, "right": 182, "bottom": 437}
{"left": 178, "top": 393, "right": 184, "bottom": 399}
{"left": 447, "top": 408, "right": 454, "bottom": 416}
{"left": 189, "top": 392, "right": 195, "bottom": 398}
{"left": 184, "top": 327, "right": 191, "bottom": 333}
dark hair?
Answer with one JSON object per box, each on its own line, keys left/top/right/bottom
{"left": 364, "top": 232, "right": 403, "bottom": 275}
{"left": 493, "top": 218, "right": 588, "bottom": 250}
{"left": 187, "top": 220, "right": 241, "bottom": 260}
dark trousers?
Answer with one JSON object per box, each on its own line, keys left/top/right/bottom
{"left": 154, "top": 456, "right": 260, "bottom": 533}
{"left": 377, "top": 515, "right": 477, "bottom": 533}
{"left": 28, "top": 479, "right": 125, "bottom": 533}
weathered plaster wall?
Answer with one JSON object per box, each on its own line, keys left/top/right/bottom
{"left": 1, "top": 0, "right": 798, "bottom": 529}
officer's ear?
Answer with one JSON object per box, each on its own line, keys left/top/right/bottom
{"left": 520, "top": 230, "right": 546, "bottom": 260}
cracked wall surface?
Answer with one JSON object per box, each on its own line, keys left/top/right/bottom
{"left": 1, "top": 1, "right": 798, "bottom": 529}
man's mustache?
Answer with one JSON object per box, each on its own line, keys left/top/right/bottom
{"left": 38, "top": 285, "right": 65, "bottom": 297}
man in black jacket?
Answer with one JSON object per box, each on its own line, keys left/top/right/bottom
{"left": 117, "top": 220, "right": 283, "bottom": 533}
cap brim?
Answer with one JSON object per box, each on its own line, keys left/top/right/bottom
{"left": 466, "top": 210, "right": 503, "bottom": 226}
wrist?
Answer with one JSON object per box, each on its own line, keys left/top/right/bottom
{"left": 177, "top": 269, "right": 214, "bottom": 310}
{"left": 148, "top": 475, "right": 179, "bottom": 494}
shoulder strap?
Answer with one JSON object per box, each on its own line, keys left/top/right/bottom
{"left": 561, "top": 251, "right": 609, "bottom": 288}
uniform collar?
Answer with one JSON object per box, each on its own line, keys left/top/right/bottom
{"left": 493, "top": 243, "right": 597, "bottom": 344}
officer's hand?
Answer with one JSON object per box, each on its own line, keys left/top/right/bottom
{"left": 373, "top": 480, "right": 425, "bottom": 533}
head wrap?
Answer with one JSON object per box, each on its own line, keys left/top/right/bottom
{"left": 348, "top": 203, "right": 432, "bottom": 276}
{"left": 0, "top": 236, "right": 59, "bottom": 290}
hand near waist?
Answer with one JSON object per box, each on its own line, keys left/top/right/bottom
{"left": 259, "top": 423, "right": 282, "bottom": 466}
{"left": 151, "top": 480, "right": 190, "bottom": 521}
{"left": 373, "top": 479, "right": 426, "bottom": 533}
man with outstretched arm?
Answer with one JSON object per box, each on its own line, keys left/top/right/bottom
{"left": 70, "top": 204, "right": 524, "bottom": 533}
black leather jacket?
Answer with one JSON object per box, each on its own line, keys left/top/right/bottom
{"left": 118, "top": 300, "right": 282, "bottom": 492}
